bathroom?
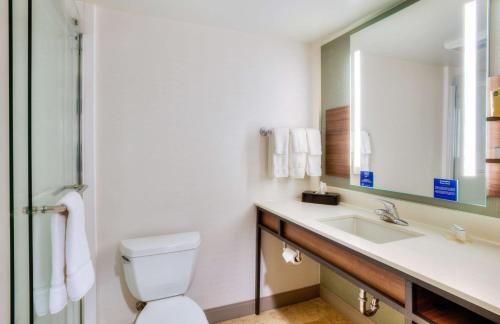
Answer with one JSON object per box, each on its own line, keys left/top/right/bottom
{"left": 2, "top": 0, "right": 500, "bottom": 323}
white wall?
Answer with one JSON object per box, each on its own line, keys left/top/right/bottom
{"left": 0, "top": 0, "right": 9, "bottom": 322}
{"left": 95, "top": 8, "right": 318, "bottom": 324}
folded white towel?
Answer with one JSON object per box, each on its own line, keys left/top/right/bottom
{"left": 49, "top": 191, "right": 95, "bottom": 314}
{"left": 306, "top": 155, "right": 322, "bottom": 177}
{"left": 34, "top": 213, "right": 52, "bottom": 316}
{"left": 268, "top": 128, "right": 289, "bottom": 178}
{"left": 272, "top": 128, "right": 289, "bottom": 155}
{"left": 290, "top": 128, "right": 307, "bottom": 178}
{"left": 306, "top": 128, "right": 322, "bottom": 177}
{"left": 361, "top": 131, "right": 372, "bottom": 171}
{"left": 50, "top": 208, "right": 68, "bottom": 314}
{"left": 306, "top": 128, "right": 322, "bottom": 155}
{"left": 361, "top": 131, "right": 371, "bottom": 155}
{"left": 290, "top": 128, "right": 308, "bottom": 154}
{"left": 63, "top": 191, "right": 95, "bottom": 302}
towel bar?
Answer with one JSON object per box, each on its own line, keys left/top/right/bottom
{"left": 23, "top": 205, "right": 68, "bottom": 214}
{"left": 259, "top": 128, "right": 273, "bottom": 136}
{"left": 22, "top": 184, "right": 87, "bottom": 214}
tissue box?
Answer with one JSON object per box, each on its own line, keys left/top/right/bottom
{"left": 302, "top": 191, "right": 340, "bottom": 206}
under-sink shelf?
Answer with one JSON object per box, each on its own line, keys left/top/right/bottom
{"left": 413, "top": 285, "right": 494, "bottom": 324}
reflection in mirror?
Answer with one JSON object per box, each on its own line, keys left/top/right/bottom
{"left": 349, "top": 0, "right": 488, "bottom": 206}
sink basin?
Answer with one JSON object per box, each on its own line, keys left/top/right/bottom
{"left": 319, "top": 216, "right": 422, "bottom": 244}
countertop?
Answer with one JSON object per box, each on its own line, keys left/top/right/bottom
{"left": 255, "top": 200, "right": 500, "bottom": 315}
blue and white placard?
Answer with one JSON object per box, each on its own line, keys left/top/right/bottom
{"left": 433, "top": 178, "right": 458, "bottom": 201}
{"left": 360, "top": 171, "right": 374, "bottom": 188}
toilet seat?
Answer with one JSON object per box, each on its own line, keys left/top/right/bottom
{"left": 136, "top": 296, "right": 208, "bottom": 324}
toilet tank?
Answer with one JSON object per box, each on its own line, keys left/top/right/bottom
{"left": 120, "top": 232, "right": 201, "bottom": 302}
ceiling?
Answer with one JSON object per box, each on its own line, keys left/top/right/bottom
{"left": 88, "top": 0, "right": 401, "bottom": 42}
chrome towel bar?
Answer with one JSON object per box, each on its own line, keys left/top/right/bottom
{"left": 259, "top": 128, "right": 273, "bottom": 136}
{"left": 22, "top": 184, "right": 88, "bottom": 215}
{"left": 23, "top": 205, "right": 69, "bottom": 215}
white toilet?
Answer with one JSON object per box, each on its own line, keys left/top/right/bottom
{"left": 120, "top": 232, "right": 209, "bottom": 324}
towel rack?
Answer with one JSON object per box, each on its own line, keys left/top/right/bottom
{"left": 259, "top": 128, "right": 273, "bottom": 136}
{"left": 23, "top": 205, "right": 69, "bottom": 215}
{"left": 22, "top": 184, "right": 88, "bottom": 215}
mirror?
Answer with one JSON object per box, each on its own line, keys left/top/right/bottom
{"left": 346, "top": 0, "right": 488, "bottom": 206}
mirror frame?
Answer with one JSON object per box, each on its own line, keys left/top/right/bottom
{"left": 320, "top": 0, "right": 498, "bottom": 217}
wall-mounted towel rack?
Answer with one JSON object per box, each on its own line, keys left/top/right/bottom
{"left": 23, "top": 205, "right": 69, "bottom": 215}
{"left": 260, "top": 128, "right": 273, "bottom": 136}
{"left": 22, "top": 184, "right": 88, "bottom": 214}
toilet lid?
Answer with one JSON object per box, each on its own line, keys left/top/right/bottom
{"left": 136, "top": 296, "right": 208, "bottom": 324}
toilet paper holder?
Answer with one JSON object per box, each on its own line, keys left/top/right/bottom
{"left": 282, "top": 243, "right": 303, "bottom": 265}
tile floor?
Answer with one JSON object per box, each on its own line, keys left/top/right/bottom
{"left": 219, "top": 298, "right": 352, "bottom": 324}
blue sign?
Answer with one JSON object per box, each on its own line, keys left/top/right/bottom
{"left": 360, "top": 171, "right": 374, "bottom": 188}
{"left": 434, "top": 178, "right": 458, "bottom": 201}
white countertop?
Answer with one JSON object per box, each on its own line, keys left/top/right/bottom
{"left": 255, "top": 200, "right": 500, "bottom": 315}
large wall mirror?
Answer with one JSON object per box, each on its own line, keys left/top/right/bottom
{"left": 322, "top": 0, "right": 490, "bottom": 207}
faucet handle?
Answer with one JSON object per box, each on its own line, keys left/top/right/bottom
{"left": 377, "top": 199, "right": 396, "bottom": 210}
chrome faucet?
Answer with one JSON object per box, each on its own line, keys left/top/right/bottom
{"left": 375, "top": 199, "right": 408, "bottom": 226}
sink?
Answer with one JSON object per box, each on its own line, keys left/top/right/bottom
{"left": 319, "top": 216, "right": 422, "bottom": 244}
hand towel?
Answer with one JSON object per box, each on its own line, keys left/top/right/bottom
{"left": 306, "top": 128, "right": 322, "bottom": 177}
{"left": 268, "top": 128, "right": 289, "bottom": 178}
{"left": 361, "top": 131, "right": 372, "bottom": 171}
{"left": 50, "top": 207, "right": 68, "bottom": 314}
{"left": 290, "top": 128, "right": 307, "bottom": 178}
{"left": 50, "top": 191, "right": 95, "bottom": 314}
{"left": 63, "top": 191, "right": 95, "bottom": 302}
{"left": 34, "top": 213, "right": 52, "bottom": 316}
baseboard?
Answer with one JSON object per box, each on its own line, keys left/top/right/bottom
{"left": 320, "top": 286, "right": 374, "bottom": 324}
{"left": 204, "top": 284, "right": 320, "bottom": 323}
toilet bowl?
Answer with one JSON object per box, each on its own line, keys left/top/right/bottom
{"left": 120, "top": 232, "right": 208, "bottom": 324}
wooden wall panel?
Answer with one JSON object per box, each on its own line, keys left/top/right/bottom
{"left": 487, "top": 119, "right": 500, "bottom": 159}
{"left": 325, "top": 107, "right": 350, "bottom": 177}
{"left": 487, "top": 117, "right": 500, "bottom": 197}
{"left": 487, "top": 162, "right": 500, "bottom": 197}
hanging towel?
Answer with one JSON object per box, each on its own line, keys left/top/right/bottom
{"left": 34, "top": 213, "right": 52, "bottom": 316}
{"left": 361, "top": 131, "right": 372, "bottom": 171}
{"left": 306, "top": 128, "right": 322, "bottom": 177}
{"left": 268, "top": 128, "right": 289, "bottom": 178}
{"left": 50, "top": 206, "right": 68, "bottom": 314}
{"left": 290, "top": 128, "right": 308, "bottom": 178}
{"left": 50, "top": 191, "right": 95, "bottom": 314}
{"left": 63, "top": 191, "right": 95, "bottom": 301}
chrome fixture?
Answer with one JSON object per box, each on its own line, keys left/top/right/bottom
{"left": 22, "top": 205, "right": 69, "bottom": 215}
{"left": 259, "top": 127, "right": 273, "bottom": 136}
{"left": 358, "top": 289, "right": 379, "bottom": 317}
{"left": 22, "top": 184, "right": 88, "bottom": 215}
{"left": 53, "top": 184, "right": 88, "bottom": 195}
{"left": 375, "top": 199, "right": 408, "bottom": 226}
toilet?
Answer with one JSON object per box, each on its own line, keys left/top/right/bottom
{"left": 120, "top": 232, "right": 208, "bottom": 324}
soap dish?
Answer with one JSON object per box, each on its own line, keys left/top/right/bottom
{"left": 302, "top": 191, "right": 340, "bottom": 206}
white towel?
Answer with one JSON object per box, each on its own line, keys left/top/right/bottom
{"left": 268, "top": 128, "right": 289, "bottom": 178}
{"left": 306, "top": 128, "right": 322, "bottom": 155}
{"left": 50, "top": 191, "right": 95, "bottom": 314}
{"left": 361, "top": 131, "right": 372, "bottom": 171}
{"left": 306, "top": 128, "right": 322, "bottom": 177}
{"left": 273, "top": 127, "right": 289, "bottom": 155}
{"left": 290, "top": 128, "right": 307, "bottom": 178}
{"left": 64, "top": 191, "right": 95, "bottom": 301}
{"left": 34, "top": 213, "right": 52, "bottom": 316}
{"left": 50, "top": 207, "right": 68, "bottom": 314}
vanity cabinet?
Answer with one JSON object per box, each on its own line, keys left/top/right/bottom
{"left": 256, "top": 209, "right": 499, "bottom": 324}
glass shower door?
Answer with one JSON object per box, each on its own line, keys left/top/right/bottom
{"left": 10, "top": 0, "right": 83, "bottom": 323}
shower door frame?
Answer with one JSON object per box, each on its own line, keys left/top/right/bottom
{"left": 8, "top": 0, "right": 85, "bottom": 322}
